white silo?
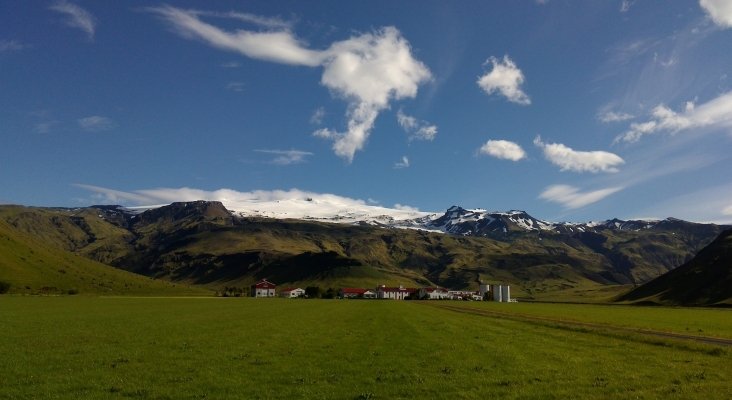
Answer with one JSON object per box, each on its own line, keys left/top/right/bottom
{"left": 501, "top": 285, "right": 510, "bottom": 303}
{"left": 479, "top": 283, "right": 490, "bottom": 299}
{"left": 492, "top": 284, "right": 503, "bottom": 302}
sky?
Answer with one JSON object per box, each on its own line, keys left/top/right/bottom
{"left": 1, "top": 0, "right": 732, "bottom": 223}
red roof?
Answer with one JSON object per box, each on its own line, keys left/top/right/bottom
{"left": 340, "top": 288, "right": 367, "bottom": 294}
{"left": 281, "top": 287, "right": 301, "bottom": 292}
{"left": 423, "top": 287, "right": 448, "bottom": 293}
{"left": 252, "top": 279, "right": 276, "bottom": 289}
{"left": 379, "top": 287, "right": 418, "bottom": 293}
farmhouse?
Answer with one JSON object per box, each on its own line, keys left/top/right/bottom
{"left": 418, "top": 287, "right": 450, "bottom": 300}
{"left": 376, "top": 285, "right": 418, "bottom": 300}
{"left": 339, "top": 288, "right": 376, "bottom": 299}
{"left": 251, "top": 279, "right": 276, "bottom": 298}
{"left": 280, "top": 287, "right": 305, "bottom": 298}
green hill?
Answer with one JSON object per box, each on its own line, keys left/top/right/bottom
{"left": 0, "top": 202, "right": 726, "bottom": 301}
{"left": 617, "top": 229, "right": 732, "bottom": 306}
{"left": 0, "top": 210, "right": 208, "bottom": 296}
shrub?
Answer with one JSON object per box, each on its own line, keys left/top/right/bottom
{"left": 0, "top": 280, "right": 10, "bottom": 294}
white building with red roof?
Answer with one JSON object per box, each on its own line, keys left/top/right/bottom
{"left": 375, "top": 285, "right": 418, "bottom": 300}
{"left": 418, "top": 287, "right": 450, "bottom": 300}
{"left": 339, "top": 288, "right": 376, "bottom": 299}
{"left": 251, "top": 279, "right": 276, "bottom": 298}
{"left": 279, "top": 287, "right": 305, "bottom": 298}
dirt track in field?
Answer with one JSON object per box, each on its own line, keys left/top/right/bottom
{"left": 419, "top": 302, "right": 732, "bottom": 348}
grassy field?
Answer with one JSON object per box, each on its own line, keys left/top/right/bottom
{"left": 1, "top": 297, "right": 730, "bottom": 399}
{"left": 446, "top": 301, "right": 732, "bottom": 340}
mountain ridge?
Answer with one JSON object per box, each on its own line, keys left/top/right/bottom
{"left": 1, "top": 200, "right": 728, "bottom": 301}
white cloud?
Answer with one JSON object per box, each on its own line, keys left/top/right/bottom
{"left": 50, "top": 0, "right": 96, "bottom": 40}
{"left": 34, "top": 121, "right": 57, "bottom": 134}
{"left": 150, "top": 6, "right": 431, "bottom": 163}
{"left": 539, "top": 184, "right": 624, "bottom": 209}
{"left": 193, "top": 10, "right": 292, "bottom": 30}
{"left": 226, "top": 81, "right": 245, "bottom": 92}
{"left": 78, "top": 116, "right": 115, "bottom": 132}
{"left": 396, "top": 110, "right": 437, "bottom": 141}
{"left": 723, "top": 204, "right": 732, "bottom": 216}
{"left": 700, "top": 0, "right": 732, "bottom": 28}
{"left": 310, "top": 107, "right": 325, "bottom": 125}
{"left": 394, "top": 156, "right": 410, "bottom": 169}
{"left": 534, "top": 136, "right": 624, "bottom": 173}
{"left": 74, "top": 185, "right": 431, "bottom": 221}
{"left": 393, "top": 203, "right": 419, "bottom": 212}
{"left": 254, "top": 149, "right": 313, "bottom": 165}
{"left": 150, "top": 6, "right": 321, "bottom": 66}
{"left": 615, "top": 91, "right": 732, "bottom": 143}
{"left": 221, "top": 61, "right": 241, "bottom": 68}
{"left": 599, "top": 111, "right": 634, "bottom": 123}
{"left": 0, "top": 39, "right": 27, "bottom": 52}
{"left": 74, "top": 184, "right": 153, "bottom": 204}
{"left": 620, "top": 0, "right": 635, "bottom": 13}
{"left": 478, "top": 140, "right": 526, "bottom": 161}
{"left": 477, "top": 55, "right": 531, "bottom": 105}
{"left": 317, "top": 28, "right": 432, "bottom": 161}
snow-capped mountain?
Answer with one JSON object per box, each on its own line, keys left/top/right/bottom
{"left": 90, "top": 199, "right": 713, "bottom": 238}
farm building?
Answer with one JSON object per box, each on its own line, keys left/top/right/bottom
{"left": 376, "top": 285, "right": 418, "bottom": 300}
{"left": 280, "top": 287, "right": 305, "bottom": 298}
{"left": 339, "top": 288, "right": 376, "bottom": 299}
{"left": 251, "top": 279, "right": 276, "bottom": 298}
{"left": 418, "top": 287, "right": 450, "bottom": 300}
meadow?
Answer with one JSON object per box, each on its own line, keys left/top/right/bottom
{"left": 443, "top": 301, "right": 732, "bottom": 340}
{"left": 1, "top": 297, "right": 730, "bottom": 399}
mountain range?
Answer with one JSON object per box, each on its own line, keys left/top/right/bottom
{"left": 1, "top": 200, "right": 728, "bottom": 302}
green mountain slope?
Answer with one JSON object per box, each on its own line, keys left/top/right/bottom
{"left": 0, "top": 213, "right": 208, "bottom": 296}
{"left": 0, "top": 202, "right": 726, "bottom": 300}
{"left": 617, "top": 229, "right": 732, "bottom": 306}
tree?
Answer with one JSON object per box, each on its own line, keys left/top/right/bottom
{"left": 305, "top": 286, "right": 321, "bottom": 298}
{"left": 0, "top": 280, "right": 10, "bottom": 294}
{"left": 323, "top": 288, "right": 336, "bottom": 299}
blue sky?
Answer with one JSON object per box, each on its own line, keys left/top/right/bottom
{"left": 2, "top": 0, "right": 732, "bottom": 223}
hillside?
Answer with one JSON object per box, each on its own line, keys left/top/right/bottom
{"left": 0, "top": 207, "right": 208, "bottom": 296}
{"left": 617, "top": 229, "right": 732, "bottom": 306}
{"left": 0, "top": 202, "right": 726, "bottom": 300}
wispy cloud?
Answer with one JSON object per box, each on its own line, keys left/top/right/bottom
{"left": 534, "top": 136, "right": 625, "bottom": 173}
{"left": 310, "top": 107, "right": 325, "bottom": 125}
{"left": 539, "top": 184, "right": 624, "bottom": 209}
{"left": 150, "top": 6, "right": 431, "bottom": 163}
{"left": 254, "top": 149, "right": 313, "bottom": 165}
{"left": 620, "top": 0, "right": 635, "bottom": 13}
{"left": 598, "top": 111, "right": 634, "bottom": 123}
{"left": 477, "top": 55, "right": 530, "bottom": 105}
{"left": 78, "top": 115, "right": 115, "bottom": 132}
{"left": 0, "top": 39, "right": 27, "bottom": 52}
{"left": 394, "top": 156, "right": 410, "bottom": 169}
{"left": 615, "top": 91, "right": 732, "bottom": 143}
{"left": 393, "top": 203, "right": 419, "bottom": 212}
{"left": 190, "top": 10, "right": 292, "bottom": 30}
{"left": 50, "top": 0, "right": 96, "bottom": 40}
{"left": 478, "top": 139, "right": 526, "bottom": 161}
{"left": 221, "top": 61, "right": 241, "bottom": 68}
{"left": 396, "top": 110, "right": 437, "bottom": 141}
{"left": 699, "top": 0, "right": 732, "bottom": 28}
{"left": 34, "top": 121, "right": 58, "bottom": 134}
{"left": 73, "top": 185, "right": 430, "bottom": 219}
{"left": 226, "top": 81, "right": 245, "bottom": 92}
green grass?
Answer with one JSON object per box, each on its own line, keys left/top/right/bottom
{"left": 1, "top": 298, "right": 730, "bottom": 399}
{"left": 0, "top": 219, "right": 208, "bottom": 296}
{"left": 437, "top": 301, "right": 732, "bottom": 340}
